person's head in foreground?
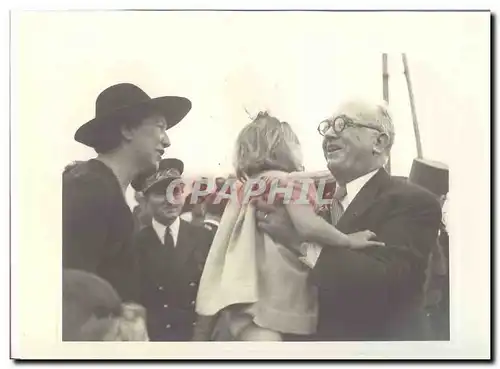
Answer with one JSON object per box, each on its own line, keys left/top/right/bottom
{"left": 62, "top": 269, "right": 122, "bottom": 341}
{"left": 318, "top": 100, "right": 394, "bottom": 184}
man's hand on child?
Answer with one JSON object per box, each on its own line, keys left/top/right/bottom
{"left": 253, "top": 198, "right": 303, "bottom": 254}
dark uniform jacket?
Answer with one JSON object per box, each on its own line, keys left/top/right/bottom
{"left": 133, "top": 219, "right": 214, "bottom": 341}
{"left": 423, "top": 222, "right": 450, "bottom": 340}
{"left": 310, "top": 169, "right": 442, "bottom": 341}
{"left": 63, "top": 159, "right": 138, "bottom": 302}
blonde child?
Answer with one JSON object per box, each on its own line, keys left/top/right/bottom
{"left": 106, "top": 303, "right": 150, "bottom": 341}
{"left": 195, "top": 112, "right": 384, "bottom": 341}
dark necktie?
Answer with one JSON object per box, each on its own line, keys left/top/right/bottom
{"left": 164, "top": 226, "right": 175, "bottom": 250}
{"left": 330, "top": 185, "right": 347, "bottom": 226}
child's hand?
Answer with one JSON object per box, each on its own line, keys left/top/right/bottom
{"left": 347, "top": 230, "right": 385, "bottom": 249}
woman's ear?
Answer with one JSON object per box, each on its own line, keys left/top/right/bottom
{"left": 121, "top": 124, "right": 136, "bottom": 142}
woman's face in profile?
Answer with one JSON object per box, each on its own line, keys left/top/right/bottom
{"left": 128, "top": 114, "right": 171, "bottom": 169}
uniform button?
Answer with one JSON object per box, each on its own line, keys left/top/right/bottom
{"left": 189, "top": 282, "right": 197, "bottom": 287}
{"left": 192, "top": 322, "right": 197, "bottom": 327}
{"left": 190, "top": 300, "right": 195, "bottom": 305}
{"left": 158, "top": 286, "right": 164, "bottom": 291}
{"left": 166, "top": 324, "right": 171, "bottom": 329}
{"left": 163, "top": 304, "right": 168, "bottom": 308}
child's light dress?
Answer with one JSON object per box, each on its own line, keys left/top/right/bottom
{"left": 196, "top": 170, "right": 319, "bottom": 335}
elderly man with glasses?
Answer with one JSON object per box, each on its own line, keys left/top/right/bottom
{"left": 254, "top": 100, "right": 442, "bottom": 341}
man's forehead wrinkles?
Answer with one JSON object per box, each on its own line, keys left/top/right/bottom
{"left": 334, "top": 101, "right": 379, "bottom": 122}
{"left": 337, "top": 110, "right": 377, "bottom": 123}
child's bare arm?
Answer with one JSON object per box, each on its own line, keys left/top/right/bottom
{"left": 285, "top": 203, "right": 352, "bottom": 248}
{"left": 285, "top": 204, "right": 385, "bottom": 249}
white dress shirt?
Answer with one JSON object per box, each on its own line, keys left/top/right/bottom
{"left": 203, "top": 214, "right": 221, "bottom": 228}
{"left": 301, "top": 169, "right": 380, "bottom": 268}
{"left": 152, "top": 216, "right": 181, "bottom": 247}
{"left": 179, "top": 211, "right": 193, "bottom": 223}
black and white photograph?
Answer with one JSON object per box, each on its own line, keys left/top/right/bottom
{"left": 10, "top": 7, "right": 490, "bottom": 360}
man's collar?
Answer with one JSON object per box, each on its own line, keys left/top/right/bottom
{"left": 152, "top": 216, "right": 181, "bottom": 245}
{"left": 338, "top": 169, "right": 380, "bottom": 208}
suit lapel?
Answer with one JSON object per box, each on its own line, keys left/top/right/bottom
{"left": 174, "top": 219, "right": 197, "bottom": 268}
{"left": 336, "top": 169, "right": 390, "bottom": 232}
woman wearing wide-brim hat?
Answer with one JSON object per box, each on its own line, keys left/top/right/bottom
{"left": 63, "top": 83, "right": 191, "bottom": 304}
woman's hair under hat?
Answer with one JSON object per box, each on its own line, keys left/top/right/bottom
{"left": 92, "top": 108, "right": 163, "bottom": 154}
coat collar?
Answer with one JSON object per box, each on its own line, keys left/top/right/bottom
{"left": 151, "top": 216, "right": 181, "bottom": 246}
{"left": 336, "top": 168, "right": 391, "bottom": 232}
{"left": 342, "top": 169, "right": 380, "bottom": 209}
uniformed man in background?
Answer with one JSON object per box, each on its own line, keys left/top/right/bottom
{"left": 408, "top": 158, "right": 450, "bottom": 340}
{"left": 132, "top": 158, "right": 214, "bottom": 341}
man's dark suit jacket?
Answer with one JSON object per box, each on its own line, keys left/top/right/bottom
{"left": 63, "top": 159, "right": 138, "bottom": 302}
{"left": 310, "top": 169, "right": 441, "bottom": 341}
{"left": 133, "top": 219, "right": 213, "bottom": 341}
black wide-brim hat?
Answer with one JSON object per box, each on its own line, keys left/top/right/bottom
{"left": 75, "top": 83, "right": 192, "bottom": 148}
{"left": 131, "top": 158, "right": 184, "bottom": 194}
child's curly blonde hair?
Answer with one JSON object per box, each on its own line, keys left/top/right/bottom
{"left": 233, "top": 111, "right": 303, "bottom": 180}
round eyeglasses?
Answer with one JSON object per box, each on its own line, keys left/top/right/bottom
{"left": 317, "top": 115, "right": 382, "bottom": 136}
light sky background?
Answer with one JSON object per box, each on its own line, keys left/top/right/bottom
{"left": 14, "top": 11, "right": 487, "bottom": 206}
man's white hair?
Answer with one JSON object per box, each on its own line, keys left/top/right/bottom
{"left": 335, "top": 98, "right": 395, "bottom": 151}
